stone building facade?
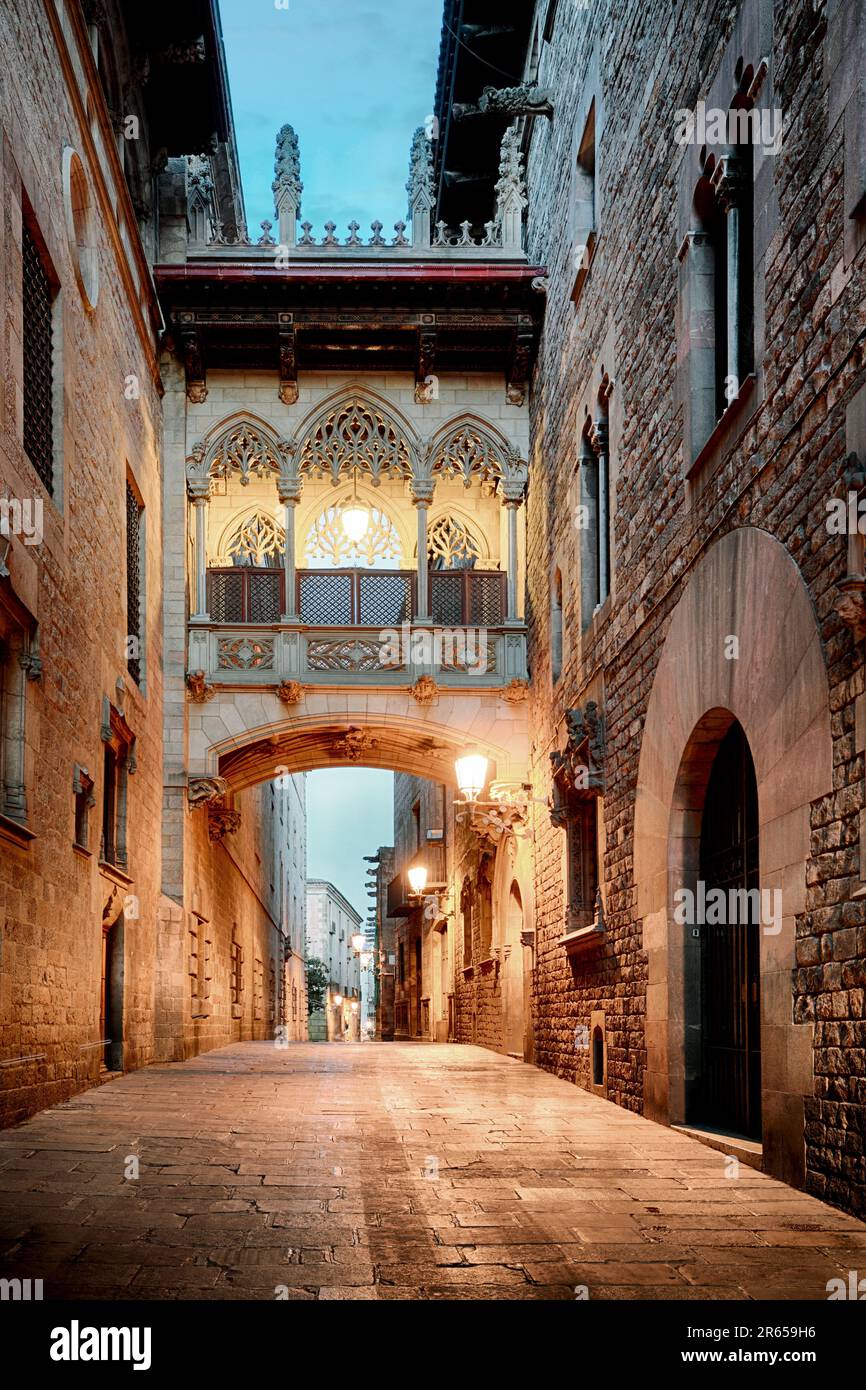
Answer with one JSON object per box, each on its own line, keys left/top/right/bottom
{"left": 305, "top": 880, "right": 362, "bottom": 1040}
{"left": 489, "top": 0, "right": 866, "bottom": 1215}
{"left": 0, "top": 0, "right": 306, "bottom": 1125}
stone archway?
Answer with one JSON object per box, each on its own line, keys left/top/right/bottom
{"left": 188, "top": 688, "right": 529, "bottom": 793}
{"left": 634, "top": 527, "right": 832, "bottom": 1186}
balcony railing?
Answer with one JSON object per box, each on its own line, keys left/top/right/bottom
{"left": 206, "top": 568, "right": 507, "bottom": 628}
{"left": 192, "top": 567, "right": 526, "bottom": 686}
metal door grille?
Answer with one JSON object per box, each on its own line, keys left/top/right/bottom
{"left": 22, "top": 221, "right": 54, "bottom": 494}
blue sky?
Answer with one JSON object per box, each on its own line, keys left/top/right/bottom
{"left": 306, "top": 769, "right": 394, "bottom": 924}
{"left": 220, "top": 0, "right": 444, "bottom": 235}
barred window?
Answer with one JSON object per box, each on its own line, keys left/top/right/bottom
{"left": 22, "top": 219, "right": 55, "bottom": 495}
{"left": 126, "top": 481, "right": 143, "bottom": 684}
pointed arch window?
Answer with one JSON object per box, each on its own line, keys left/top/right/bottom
{"left": 427, "top": 514, "right": 482, "bottom": 571}
{"left": 226, "top": 512, "right": 286, "bottom": 568}
{"left": 304, "top": 503, "right": 403, "bottom": 569}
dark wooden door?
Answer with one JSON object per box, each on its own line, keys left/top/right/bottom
{"left": 697, "top": 720, "right": 761, "bottom": 1139}
{"left": 100, "top": 929, "right": 109, "bottom": 1072}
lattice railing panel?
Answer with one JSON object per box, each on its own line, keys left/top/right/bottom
{"left": 469, "top": 573, "right": 505, "bottom": 627}
{"left": 299, "top": 572, "right": 354, "bottom": 625}
{"left": 22, "top": 221, "right": 54, "bottom": 494}
{"left": 358, "top": 573, "right": 413, "bottom": 627}
{"left": 209, "top": 571, "right": 245, "bottom": 624}
{"left": 430, "top": 573, "right": 464, "bottom": 626}
{"left": 248, "top": 572, "right": 283, "bottom": 624}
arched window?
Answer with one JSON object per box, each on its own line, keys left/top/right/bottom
{"left": 551, "top": 568, "right": 563, "bottom": 682}
{"left": 226, "top": 512, "right": 285, "bottom": 568}
{"left": 461, "top": 876, "right": 473, "bottom": 965}
{"left": 427, "top": 514, "right": 482, "bottom": 571}
{"left": 477, "top": 854, "right": 494, "bottom": 959}
{"left": 304, "top": 503, "right": 402, "bottom": 569}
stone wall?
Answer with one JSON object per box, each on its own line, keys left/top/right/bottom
{"left": 0, "top": 0, "right": 165, "bottom": 1124}
{"left": 523, "top": 0, "right": 866, "bottom": 1214}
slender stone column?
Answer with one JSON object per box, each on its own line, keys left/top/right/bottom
{"left": 188, "top": 479, "right": 211, "bottom": 622}
{"left": 2, "top": 632, "right": 27, "bottom": 821}
{"left": 718, "top": 153, "right": 748, "bottom": 398}
{"left": 502, "top": 485, "right": 525, "bottom": 624}
{"left": 412, "top": 481, "right": 434, "bottom": 623}
{"left": 279, "top": 475, "right": 303, "bottom": 623}
{"left": 589, "top": 418, "right": 610, "bottom": 604}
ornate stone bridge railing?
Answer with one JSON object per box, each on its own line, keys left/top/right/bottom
{"left": 188, "top": 122, "right": 528, "bottom": 261}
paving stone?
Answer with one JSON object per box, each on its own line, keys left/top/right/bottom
{"left": 0, "top": 1041, "right": 862, "bottom": 1300}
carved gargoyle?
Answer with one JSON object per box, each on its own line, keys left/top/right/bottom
{"left": 188, "top": 776, "right": 229, "bottom": 809}
{"left": 186, "top": 670, "right": 215, "bottom": 703}
{"left": 276, "top": 680, "right": 305, "bottom": 706}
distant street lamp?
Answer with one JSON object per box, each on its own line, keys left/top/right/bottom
{"left": 351, "top": 931, "right": 365, "bottom": 954}
{"left": 455, "top": 751, "right": 489, "bottom": 802}
{"left": 333, "top": 993, "right": 344, "bottom": 1007}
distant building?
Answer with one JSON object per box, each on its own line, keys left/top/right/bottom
{"left": 305, "top": 881, "right": 362, "bottom": 1040}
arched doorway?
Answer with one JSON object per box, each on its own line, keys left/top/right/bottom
{"left": 502, "top": 881, "right": 525, "bottom": 1058}
{"left": 689, "top": 719, "right": 761, "bottom": 1139}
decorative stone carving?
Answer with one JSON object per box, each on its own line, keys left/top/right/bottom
{"left": 307, "top": 638, "right": 403, "bottom": 674}
{"left": 495, "top": 127, "right": 528, "bottom": 253}
{"left": 207, "top": 423, "right": 283, "bottom": 487}
{"left": 276, "top": 679, "right": 305, "bottom": 705}
{"left": 427, "top": 514, "right": 482, "bottom": 568}
{"left": 305, "top": 502, "right": 402, "bottom": 567}
{"left": 836, "top": 577, "right": 866, "bottom": 640}
{"left": 431, "top": 426, "right": 506, "bottom": 488}
{"left": 550, "top": 702, "right": 605, "bottom": 824}
{"left": 273, "top": 123, "right": 303, "bottom": 218}
{"left": 478, "top": 84, "right": 554, "bottom": 119}
{"left": 188, "top": 776, "right": 229, "bottom": 809}
{"left": 298, "top": 399, "right": 413, "bottom": 485}
{"left": 409, "top": 675, "right": 438, "bottom": 705}
{"left": 223, "top": 512, "right": 285, "bottom": 567}
{"left": 207, "top": 801, "right": 242, "bottom": 843}
{"left": 218, "top": 637, "right": 275, "bottom": 671}
{"left": 502, "top": 678, "right": 529, "bottom": 704}
{"left": 331, "top": 727, "right": 379, "bottom": 763}
{"left": 18, "top": 651, "right": 42, "bottom": 682}
{"left": 186, "top": 670, "right": 215, "bottom": 703}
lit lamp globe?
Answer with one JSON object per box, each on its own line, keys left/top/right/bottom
{"left": 351, "top": 931, "right": 365, "bottom": 954}
{"left": 455, "top": 751, "right": 489, "bottom": 802}
{"left": 407, "top": 863, "right": 428, "bottom": 896}
{"left": 341, "top": 501, "right": 370, "bottom": 544}
{"left": 333, "top": 993, "right": 344, "bottom": 1008}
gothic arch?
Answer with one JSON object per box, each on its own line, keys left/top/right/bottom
{"left": 188, "top": 412, "right": 288, "bottom": 487}
{"left": 296, "top": 482, "right": 412, "bottom": 568}
{"left": 427, "top": 413, "right": 526, "bottom": 489}
{"left": 214, "top": 506, "right": 286, "bottom": 567}
{"left": 293, "top": 386, "right": 419, "bottom": 485}
{"left": 634, "top": 527, "right": 832, "bottom": 1186}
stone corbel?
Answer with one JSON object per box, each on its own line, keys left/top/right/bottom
{"left": 278, "top": 314, "right": 299, "bottom": 405}
{"left": 415, "top": 323, "right": 437, "bottom": 404}
{"left": 186, "top": 670, "right": 216, "bottom": 703}
{"left": 836, "top": 576, "right": 866, "bottom": 640}
{"left": 550, "top": 701, "right": 605, "bottom": 823}
{"left": 276, "top": 679, "right": 305, "bottom": 705}
{"left": 207, "top": 801, "right": 242, "bottom": 843}
{"left": 188, "top": 776, "right": 229, "bottom": 809}
{"left": 506, "top": 320, "right": 534, "bottom": 406}
{"left": 409, "top": 675, "right": 438, "bottom": 705}
{"left": 18, "top": 650, "right": 42, "bottom": 682}
{"left": 178, "top": 316, "right": 207, "bottom": 403}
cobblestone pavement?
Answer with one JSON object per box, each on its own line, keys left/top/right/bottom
{"left": 0, "top": 1042, "right": 864, "bottom": 1301}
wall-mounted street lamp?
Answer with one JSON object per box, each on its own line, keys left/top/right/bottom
{"left": 332, "top": 993, "right": 344, "bottom": 1007}
{"left": 407, "top": 862, "right": 428, "bottom": 896}
{"left": 455, "top": 751, "right": 490, "bottom": 803}
{"left": 350, "top": 931, "right": 366, "bottom": 954}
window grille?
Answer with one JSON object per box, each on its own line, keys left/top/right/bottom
{"left": 126, "top": 482, "right": 143, "bottom": 684}
{"left": 22, "top": 221, "right": 54, "bottom": 494}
